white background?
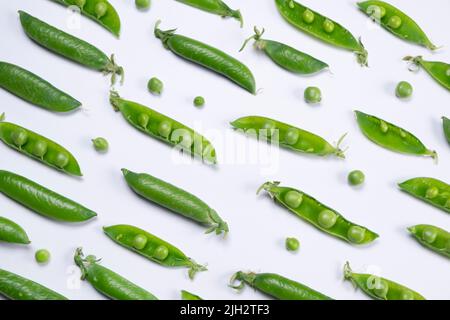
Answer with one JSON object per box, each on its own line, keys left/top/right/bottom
{"left": 0, "top": 0, "right": 449, "bottom": 300}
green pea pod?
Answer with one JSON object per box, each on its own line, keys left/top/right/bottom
{"left": 231, "top": 116, "right": 347, "bottom": 158}
{"left": 0, "top": 61, "right": 81, "bottom": 112}
{"left": 154, "top": 21, "right": 256, "bottom": 94}
{"left": 176, "top": 0, "right": 243, "bottom": 27}
{"left": 51, "top": 0, "right": 121, "bottom": 37}
{"left": 19, "top": 11, "right": 123, "bottom": 86}
{"left": 398, "top": 177, "right": 450, "bottom": 214}
{"left": 230, "top": 271, "right": 332, "bottom": 300}
{"left": 443, "top": 117, "right": 450, "bottom": 145}
{"left": 0, "top": 268, "right": 67, "bottom": 300}
{"left": 275, "top": 0, "right": 368, "bottom": 66}
{"left": 181, "top": 290, "right": 203, "bottom": 300}
{"left": 344, "top": 262, "right": 425, "bottom": 300}
{"left": 355, "top": 111, "right": 437, "bottom": 160}
{"left": 74, "top": 248, "right": 158, "bottom": 300}
{"left": 110, "top": 91, "right": 217, "bottom": 164}
{"left": 357, "top": 1, "right": 437, "bottom": 50}
{"left": 404, "top": 56, "right": 450, "bottom": 91}
{"left": 0, "top": 170, "right": 97, "bottom": 222}
{"left": 0, "top": 114, "right": 82, "bottom": 176}
{"left": 408, "top": 224, "right": 450, "bottom": 259}
{"left": 0, "top": 216, "right": 30, "bottom": 245}
{"left": 122, "top": 169, "right": 228, "bottom": 235}
{"left": 257, "top": 182, "right": 379, "bottom": 245}
{"left": 240, "top": 27, "right": 329, "bottom": 75}
{"left": 103, "top": 224, "right": 207, "bottom": 280}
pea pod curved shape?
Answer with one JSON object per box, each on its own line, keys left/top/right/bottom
{"left": 0, "top": 268, "right": 67, "bottom": 300}
{"left": 275, "top": 0, "right": 368, "bottom": 66}
{"left": 0, "top": 216, "right": 30, "bottom": 245}
{"left": 154, "top": 21, "right": 256, "bottom": 94}
{"left": 51, "top": 0, "right": 121, "bottom": 37}
{"left": 0, "top": 170, "right": 97, "bottom": 222}
{"left": 0, "top": 115, "right": 82, "bottom": 176}
{"left": 230, "top": 271, "right": 332, "bottom": 300}
{"left": 357, "top": 1, "right": 437, "bottom": 50}
{"left": 404, "top": 56, "right": 450, "bottom": 91}
{"left": 181, "top": 290, "right": 203, "bottom": 300}
{"left": 19, "top": 11, "right": 123, "bottom": 85}
{"left": 408, "top": 224, "right": 450, "bottom": 259}
{"left": 258, "top": 182, "right": 379, "bottom": 245}
{"left": 0, "top": 61, "right": 81, "bottom": 112}
{"left": 176, "top": 0, "right": 243, "bottom": 27}
{"left": 443, "top": 117, "right": 450, "bottom": 145}
{"left": 344, "top": 262, "right": 425, "bottom": 300}
{"left": 122, "top": 169, "right": 228, "bottom": 235}
{"left": 74, "top": 248, "right": 158, "bottom": 300}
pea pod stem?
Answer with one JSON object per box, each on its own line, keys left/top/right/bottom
{"left": 239, "top": 27, "right": 265, "bottom": 52}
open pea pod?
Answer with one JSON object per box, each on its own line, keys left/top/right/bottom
{"left": 404, "top": 56, "right": 450, "bottom": 91}
{"left": 257, "top": 182, "right": 379, "bottom": 245}
{"left": 408, "top": 224, "right": 450, "bottom": 259}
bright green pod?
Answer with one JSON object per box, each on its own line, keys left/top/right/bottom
{"left": 275, "top": 0, "right": 368, "bottom": 66}
{"left": 0, "top": 114, "right": 82, "bottom": 176}
{"left": 355, "top": 111, "right": 437, "bottom": 160}
{"left": 404, "top": 56, "right": 450, "bottom": 91}
{"left": 231, "top": 116, "right": 346, "bottom": 158}
{"left": 398, "top": 177, "right": 450, "bottom": 214}
{"left": 110, "top": 91, "right": 217, "bottom": 164}
{"left": 344, "top": 262, "right": 425, "bottom": 300}
{"left": 230, "top": 271, "right": 332, "bottom": 300}
{"left": 0, "top": 268, "right": 67, "bottom": 300}
{"left": 0, "top": 61, "right": 81, "bottom": 112}
{"left": 443, "top": 117, "right": 450, "bottom": 145}
{"left": 176, "top": 0, "right": 243, "bottom": 27}
{"left": 181, "top": 290, "right": 203, "bottom": 300}
{"left": 358, "top": 1, "right": 437, "bottom": 50}
{"left": 0, "top": 216, "right": 30, "bottom": 245}
{"left": 257, "top": 182, "right": 379, "bottom": 245}
{"left": 408, "top": 224, "right": 450, "bottom": 259}
{"left": 103, "top": 225, "right": 207, "bottom": 280}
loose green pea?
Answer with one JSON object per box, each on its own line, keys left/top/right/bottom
{"left": 193, "top": 96, "right": 205, "bottom": 107}
{"left": 285, "top": 237, "right": 300, "bottom": 252}
{"left": 347, "top": 226, "right": 366, "bottom": 244}
{"left": 422, "top": 227, "right": 437, "bottom": 244}
{"left": 135, "top": 0, "right": 151, "bottom": 10}
{"left": 74, "top": 0, "right": 86, "bottom": 9}
{"left": 153, "top": 245, "right": 169, "bottom": 261}
{"left": 35, "top": 249, "right": 50, "bottom": 264}
{"left": 95, "top": 2, "right": 108, "bottom": 18}
{"left": 284, "top": 191, "right": 303, "bottom": 208}
{"left": 318, "top": 210, "right": 337, "bottom": 229}
{"left": 302, "top": 9, "right": 314, "bottom": 24}
{"left": 379, "top": 120, "right": 389, "bottom": 133}
{"left": 284, "top": 128, "right": 299, "bottom": 145}
{"left": 396, "top": 81, "right": 413, "bottom": 99}
{"left": 157, "top": 121, "right": 172, "bottom": 138}
{"left": 387, "top": 16, "right": 402, "bottom": 29}
{"left": 138, "top": 113, "right": 150, "bottom": 128}
{"left": 323, "top": 19, "right": 335, "bottom": 33}
{"left": 11, "top": 129, "right": 28, "bottom": 147}
{"left": 92, "top": 137, "right": 109, "bottom": 153}
{"left": 133, "top": 234, "right": 148, "bottom": 250}
{"left": 148, "top": 77, "right": 163, "bottom": 95}
{"left": 54, "top": 153, "right": 69, "bottom": 168}
{"left": 425, "top": 186, "right": 439, "bottom": 199}
{"left": 304, "top": 86, "right": 321, "bottom": 104}
{"left": 372, "top": 278, "right": 389, "bottom": 298}
{"left": 348, "top": 170, "right": 365, "bottom": 186}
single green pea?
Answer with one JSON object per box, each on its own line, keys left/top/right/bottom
{"left": 138, "top": 113, "right": 150, "bottom": 128}
{"left": 304, "top": 86, "right": 322, "bottom": 104}
{"left": 323, "top": 19, "right": 335, "bottom": 33}
{"left": 92, "top": 137, "right": 109, "bottom": 152}
{"left": 193, "top": 96, "right": 205, "bottom": 107}
{"left": 179, "top": 133, "right": 193, "bottom": 149}
{"left": 135, "top": 0, "right": 151, "bottom": 10}
{"left": 367, "top": 5, "right": 386, "bottom": 19}
{"left": 158, "top": 121, "right": 172, "bottom": 138}
{"left": 396, "top": 81, "right": 413, "bottom": 99}
{"left": 379, "top": 120, "right": 389, "bottom": 133}
{"left": 148, "top": 77, "right": 163, "bottom": 95}
{"left": 11, "top": 129, "right": 28, "bottom": 147}
{"left": 285, "top": 237, "right": 300, "bottom": 252}
{"left": 347, "top": 226, "right": 366, "bottom": 244}
{"left": 318, "top": 210, "right": 337, "bottom": 229}
{"left": 400, "top": 290, "right": 414, "bottom": 300}
{"left": 284, "top": 191, "right": 303, "bottom": 208}
{"left": 31, "top": 140, "right": 48, "bottom": 158}
{"left": 302, "top": 9, "right": 314, "bottom": 24}
{"left": 74, "top": 0, "right": 86, "bottom": 9}
{"left": 132, "top": 234, "right": 148, "bottom": 250}
{"left": 372, "top": 278, "right": 389, "bottom": 298}
{"left": 348, "top": 170, "right": 365, "bottom": 186}
{"left": 422, "top": 227, "right": 437, "bottom": 244}
{"left": 54, "top": 152, "right": 69, "bottom": 168}
{"left": 284, "top": 128, "right": 299, "bottom": 145}
{"left": 35, "top": 249, "right": 51, "bottom": 264}
{"left": 153, "top": 245, "right": 169, "bottom": 261}
{"left": 94, "top": 2, "right": 108, "bottom": 18}
{"left": 425, "top": 186, "right": 439, "bottom": 199}
{"left": 387, "top": 15, "right": 402, "bottom": 29}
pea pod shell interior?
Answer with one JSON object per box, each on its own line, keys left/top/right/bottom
{"left": 399, "top": 177, "right": 450, "bottom": 213}
{"left": 409, "top": 224, "right": 450, "bottom": 258}
{"left": 419, "top": 59, "right": 450, "bottom": 91}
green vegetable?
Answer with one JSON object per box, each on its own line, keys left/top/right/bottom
{"left": 193, "top": 96, "right": 205, "bottom": 107}
{"left": 92, "top": 137, "right": 109, "bottom": 152}
{"left": 135, "top": 0, "right": 150, "bottom": 10}
{"left": 285, "top": 237, "right": 300, "bottom": 251}
{"left": 443, "top": 116, "right": 450, "bottom": 145}
{"left": 404, "top": 56, "right": 449, "bottom": 91}
{"left": 148, "top": 77, "right": 163, "bottom": 95}
{"left": 0, "top": 216, "right": 30, "bottom": 244}
{"left": 304, "top": 87, "right": 322, "bottom": 104}
{"left": 175, "top": 0, "right": 243, "bottom": 27}
{"left": 348, "top": 170, "right": 365, "bottom": 186}
{"left": 35, "top": 249, "right": 51, "bottom": 264}
{"left": 181, "top": 290, "right": 203, "bottom": 300}
{"left": 395, "top": 81, "right": 413, "bottom": 98}
{"left": 408, "top": 224, "right": 449, "bottom": 259}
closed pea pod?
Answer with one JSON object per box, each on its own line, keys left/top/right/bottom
{"left": 231, "top": 116, "right": 347, "bottom": 159}
{"left": 240, "top": 27, "right": 328, "bottom": 75}
{"left": 275, "top": 0, "right": 368, "bottom": 66}
{"left": 230, "top": 271, "right": 332, "bottom": 300}
{"left": 0, "top": 114, "right": 82, "bottom": 176}
{"left": 0, "top": 216, "right": 30, "bottom": 245}
{"left": 443, "top": 117, "right": 450, "bottom": 145}
{"left": 176, "top": 0, "right": 243, "bottom": 27}
{"left": 19, "top": 11, "right": 124, "bottom": 85}
{"left": 408, "top": 224, "right": 450, "bottom": 259}
{"left": 103, "top": 225, "right": 207, "bottom": 279}
{"left": 122, "top": 169, "right": 228, "bottom": 235}
{"left": 74, "top": 248, "right": 158, "bottom": 300}
{"left": 0, "top": 61, "right": 81, "bottom": 112}
{"left": 154, "top": 21, "right": 256, "bottom": 94}
{"left": 0, "top": 170, "right": 97, "bottom": 222}
{"left": 404, "top": 56, "right": 450, "bottom": 91}
{"left": 344, "top": 262, "right": 425, "bottom": 300}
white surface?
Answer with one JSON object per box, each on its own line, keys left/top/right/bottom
{"left": 0, "top": 0, "right": 449, "bottom": 300}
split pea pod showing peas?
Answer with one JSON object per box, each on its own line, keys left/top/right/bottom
{"left": 231, "top": 116, "right": 347, "bottom": 159}
{"left": 154, "top": 21, "right": 256, "bottom": 94}
{"left": 357, "top": 1, "right": 438, "bottom": 50}
{"left": 275, "top": 0, "right": 368, "bottom": 66}
{"left": 257, "top": 182, "right": 379, "bottom": 245}
{"left": 19, "top": 11, "right": 123, "bottom": 85}
{"left": 408, "top": 225, "right": 450, "bottom": 259}
{"left": 344, "top": 262, "right": 425, "bottom": 300}
{"left": 0, "top": 170, "right": 97, "bottom": 222}
{"left": 240, "top": 27, "right": 328, "bottom": 75}
{"left": 230, "top": 272, "right": 332, "bottom": 300}
{"left": 122, "top": 169, "right": 229, "bottom": 235}
{"left": 355, "top": 111, "right": 437, "bottom": 161}
{"left": 0, "top": 62, "right": 80, "bottom": 112}
{"left": 0, "top": 216, "right": 30, "bottom": 245}
{"left": 398, "top": 177, "right": 450, "bottom": 214}
{"left": 443, "top": 117, "right": 450, "bottom": 145}
{"left": 110, "top": 91, "right": 217, "bottom": 164}
{"left": 0, "top": 268, "right": 67, "bottom": 300}
{"left": 404, "top": 56, "right": 450, "bottom": 91}
{"left": 74, "top": 248, "right": 158, "bottom": 300}
{"left": 0, "top": 114, "right": 82, "bottom": 176}
{"left": 103, "top": 225, "right": 207, "bottom": 279}
{"left": 176, "top": 0, "right": 243, "bottom": 27}
{"left": 52, "top": 0, "right": 121, "bottom": 37}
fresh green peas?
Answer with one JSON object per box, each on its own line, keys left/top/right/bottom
{"left": 35, "top": 249, "right": 51, "bottom": 264}
{"left": 387, "top": 15, "right": 401, "bottom": 29}
{"left": 425, "top": 186, "right": 439, "bottom": 199}
{"left": 348, "top": 170, "right": 365, "bottom": 186}
{"left": 158, "top": 121, "right": 172, "bottom": 139}
{"left": 0, "top": 216, "right": 30, "bottom": 245}
{"left": 285, "top": 237, "right": 300, "bottom": 252}
{"left": 11, "top": 129, "right": 28, "bottom": 148}
{"left": 153, "top": 245, "right": 169, "bottom": 261}
{"left": 404, "top": 56, "right": 449, "bottom": 91}
{"left": 322, "top": 19, "right": 334, "bottom": 33}
{"left": 32, "top": 141, "right": 48, "bottom": 158}
{"left": 92, "top": 137, "right": 109, "bottom": 153}
{"left": 366, "top": 5, "right": 386, "bottom": 19}
{"left": 193, "top": 96, "right": 205, "bottom": 107}
{"left": 148, "top": 77, "right": 163, "bottom": 95}
{"left": 94, "top": 2, "right": 108, "bottom": 18}
{"left": 175, "top": 0, "right": 243, "bottom": 27}
{"left": 443, "top": 117, "right": 450, "bottom": 145}
{"left": 304, "top": 87, "right": 322, "bottom": 104}
{"left": 257, "top": 182, "right": 379, "bottom": 245}
{"left": 54, "top": 153, "right": 69, "bottom": 169}
{"left": 302, "top": 9, "right": 314, "bottom": 24}
{"left": 135, "top": 0, "right": 150, "bottom": 10}
{"left": 395, "top": 81, "right": 413, "bottom": 98}
{"left": 132, "top": 234, "right": 148, "bottom": 250}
